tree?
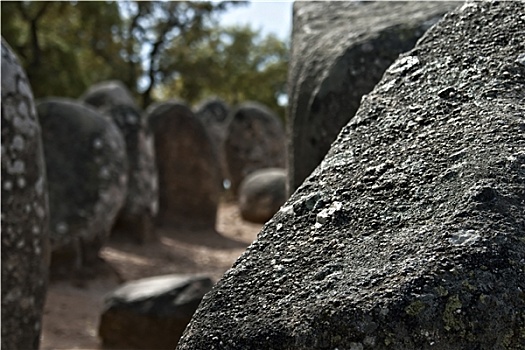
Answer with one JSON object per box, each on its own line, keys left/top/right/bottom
{"left": 1, "top": 1, "right": 288, "bottom": 116}
{"left": 1, "top": 1, "right": 125, "bottom": 99}
{"left": 157, "top": 26, "right": 289, "bottom": 120}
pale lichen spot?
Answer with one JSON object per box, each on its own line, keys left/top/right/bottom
{"left": 56, "top": 222, "right": 68, "bottom": 234}
{"left": 17, "top": 177, "right": 26, "bottom": 188}
{"left": 11, "top": 135, "right": 25, "bottom": 151}
{"left": 3, "top": 180, "right": 13, "bottom": 191}
{"left": 35, "top": 176, "right": 44, "bottom": 196}
{"left": 93, "top": 138, "right": 104, "bottom": 150}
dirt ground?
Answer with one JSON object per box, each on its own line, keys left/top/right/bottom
{"left": 40, "top": 201, "right": 263, "bottom": 350}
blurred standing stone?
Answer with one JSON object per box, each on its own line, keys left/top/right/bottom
{"left": 37, "top": 98, "right": 127, "bottom": 278}
{"left": 148, "top": 102, "right": 221, "bottom": 230}
{"left": 195, "top": 98, "right": 230, "bottom": 182}
{"left": 81, "top": 80, "right": 137, "bottom": 109}
{"left": 1, "top": 38, "right": 50, "bottom": 350}
{"left": 82, "top": 81, "right": 158, "bottom": 244}
{"left": 238, "top": 168, "right": 287, "bottom": 224}
{"left": 288, "top": 1, "right": 459, "bottom": 193}
{"left": 224, "top": 102, "right": 286, "bottom": 196}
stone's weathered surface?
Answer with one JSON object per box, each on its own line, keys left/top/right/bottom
{"left": 37, "top": 98, "right": 128, "bottom": 277}
{"left": 239, "top": 168, "right": 287, "bottom": 224}
{"left": 195, "top": 98, "right": 230, "bottom": 181}
{"left": 224, "top": 102, "right": 286, "bottom": 195}
{"left": 178, "top": 2, "right": 525, "bottom": 349}
{"left": 81, "top": 80, "right": 137, "bottom": 111}
{"left": 82, "top": 82, "right": 158, "bottom": 244}
{"left": 288, "top": 1, "right": 459, "bottom": 193}
{"left": 1, "top": 38, "right": 50, "bottom": 350}
{"left": 99, "top": 274, "right": 213, "bottom": 350}
{"left": 148, "top": 102, "right": 221, "bottom": 230}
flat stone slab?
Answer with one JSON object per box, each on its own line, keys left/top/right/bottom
{"left": 100, "top": 274, "right": 213, "bottom": 350}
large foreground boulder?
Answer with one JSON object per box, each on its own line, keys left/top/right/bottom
{"left": 288, "top": 1, "right": 459, "bottom": 193}
{"left": 82, "top": 81, "right": 158, "bottom": 243}
{"left": 178, "top": 2, "right": 525, "bottom": 349}
{"left": 1, "top": 38, "right": 50, "bottom": 350}
{"left": 148, "top": 102, "right": 221, "bottom": 230}
{"left": 37, "top": 98, "right": 128, "bottom": 277}
{"left": 99, "top": 274, "right": 213, "bottom": 349}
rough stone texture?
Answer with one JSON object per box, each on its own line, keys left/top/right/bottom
{"left": 81, "top": 80, "right": 138, "bottom": 110}
{"left": 82, "top": 81, "right": 158, "bottom": 244}
{"left": 239, "top": 168, "right": 288, "bottom": 224}
{"left": 99, "top": 274, "right": 213, "bottom": 350}
{"left": 148, "top": 101, "right": 221, "bottom": 230}
{"left": 178, "top": 2, "right": 525, "bottom": 349}
{"left": 1, "top": 38, "right": 50, "bottom": 350}
{"left": 37, "top": 98, "right": 127, "bottom": 277}
{"left": 288, "top": 1, "right": 459, "bottom": 193}
{"left": 195, "top": 98, "right": 230, "bottom": 182}
{"left": 224, "top": 102, "right": 286, "bottom": 195}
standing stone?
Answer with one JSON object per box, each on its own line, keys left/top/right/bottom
{"left": 82, "top": 81, "right": 158, "bottom": 243}
{"left": 81, "top": 80, "right": 137, "bottom": 110}
{"left": 224, "top": 102, "right": 286, "bottom": 195}
{"left": 177, "top": 2, "right": 525, "bottom": 349}
{"left": 195, "top": 98, "right": 230, "bottom": 182}
{"left": 148, "top": 102, "right": 221, "bottom": 230}
{"left": 238, "top": 168, "right": 288, "bottom": 224}
{"left": 288, "top": 1, "right": 459, "bottom": 193}
{"left": 1, "top": 38, "right": 50, "bottom": 350}
{"left": 99, "top": 274, "right": 214, "bottom": 350}
{"left": 37, "top": 98, "right": 128, "bottom": 277}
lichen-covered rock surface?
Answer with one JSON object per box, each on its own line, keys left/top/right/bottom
{"left": 37, "top": 98, "right": 127, "bottom": 277}
{"left": 178, "top": 2, "right": 525, "bottom": 349}
{"left": 287, "top": 1, "right": 459, "bottom": 193}
{"left": 1, "top": 38, "right": 50, "bottom": 350}
{"left": 82, "top": 81, "right": 158, "bottom": 243}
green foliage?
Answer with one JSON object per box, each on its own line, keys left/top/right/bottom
{"left": 1, "top": 1, "right": 288, "bottom": 117}
{"left": 1, "top": 1, "right": 124, "bottom": 99}
{"left": 158, "top": 25, "right": 289, "bottom": 120}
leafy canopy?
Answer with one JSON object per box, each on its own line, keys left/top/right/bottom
{"left": 1, "top": 1, "right": 288, "bottom": 118}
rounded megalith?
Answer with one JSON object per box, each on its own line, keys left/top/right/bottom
{"left": 223, "top": 102, "right": 286, "bottom": 195}
{"left": 238, "top": 168, "right": 288, "bottom": 224}
{"left": 82, "top": 81, "right": 158, "bottom": 244}
{"left": 37, "top": 98, "right": 128, "bottom": 278}
{"left": 195, "top": 98, "right": 230, "bottom": 181}
{"left": 1, "top": 38, "right": 50, "bottom": 350}
{"left": 147, "top": 101, "right": 221, "bottom": 230}
{"left": 80, "top": 80, "right": 138, "bottom": 111}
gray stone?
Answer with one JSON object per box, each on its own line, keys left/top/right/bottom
{"left": 239, "top": 168, "right": 288, "bottom": 224}
{"left": 37, "top": 98, "right": 127, "bottom": 278}
{"left": 80, "top": 80, "right": 138, "bottom": 110}
{"left": 288, "top": 1, "right": 459, "bottom": 193}
{"left": 99, "top": 274, "right": 213, "bottom": 350}
{"left": 82, "top": 81, "right": 158, "bottom": 244}
{"left": 148, "top": 101, "right": 221, "bottom": 230}
{"left": 177, "top": 2, "right": 525, "bottom": 349}
{"left": 224, "top": 102, "right": 286, "bottom": 195}
{"left": 195, "top": 98, "right": 230, "bottom": 182}
{"left": 1, "top": 37, "right": 50, "bottom": 350}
